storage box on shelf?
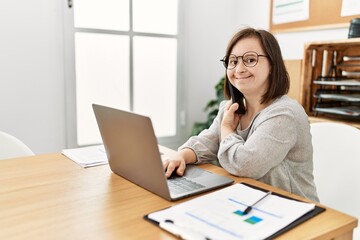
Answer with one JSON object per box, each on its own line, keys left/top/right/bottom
{"left": 300, "top": 38, "right": 360, "bottom": 128}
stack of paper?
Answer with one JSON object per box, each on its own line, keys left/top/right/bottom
{"left": 62, "top": 145, "right": 108, "bottom": 168}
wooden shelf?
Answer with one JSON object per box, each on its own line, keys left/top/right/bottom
{"left": 300, "top": 38, "right": 360, "bottom": 128}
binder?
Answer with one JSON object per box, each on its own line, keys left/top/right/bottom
{"left": 144, "top": 183, "right": 325, "bottom": 240}
{"left": 242, "top": 183, "right": 325, "bottom": 239}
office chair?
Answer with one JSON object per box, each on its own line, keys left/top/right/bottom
{"left": 0, "top": 131, "right": 34, "bottom": 160}
{"left": 310, "top": 122, "right": 360, "bottom": 240}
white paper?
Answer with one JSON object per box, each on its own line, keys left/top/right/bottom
{"left": 149, "top": 184, "right": 315, "bottom": 240}
{"left": 62, "top": 145, "right": 108, "bottom": 167}
{"left": 272, "top": 0, "right": 309, "bottom": 25}
{"left": 341, "top": 0, "right": 360, "bottom": 17}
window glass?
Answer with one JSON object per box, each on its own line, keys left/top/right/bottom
{"left": 71, "top": 0, "right": 179, "bottom": 146}
{"left": 133, "top": 0, "right": 178, "bottom": 35}
{"left": 74, "top": 0, "right": 129, "bottom": 31}
{"left": 133, "top": 36, "right": 177, "bottom": 136}
{"left": 75, "top": 33, "right": 130, "bottom": 145}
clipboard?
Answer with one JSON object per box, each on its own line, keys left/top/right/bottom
{"left": 144, "top": 183, "right": 325, "bottom": 240}
{"left": 241, "top": 183, "right": 325, "bottom": 239}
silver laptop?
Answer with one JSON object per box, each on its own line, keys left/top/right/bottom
{"left": 92, "top": 104, "right": 234, "bottom": 201}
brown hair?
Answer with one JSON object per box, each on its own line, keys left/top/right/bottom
{"left": 223, "top": 28, "right": 290, "bottom": 114}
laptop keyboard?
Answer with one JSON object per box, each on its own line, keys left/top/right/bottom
{"left": 168, "top": 177, "right": 205, "bottom": 195}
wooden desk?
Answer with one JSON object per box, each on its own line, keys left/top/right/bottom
{"left": 0, "top": 148, "right": 357, "bottom": 240}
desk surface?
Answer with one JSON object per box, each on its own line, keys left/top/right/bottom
{"left": 0, "top": 147, "right": 357, "bottom": 240}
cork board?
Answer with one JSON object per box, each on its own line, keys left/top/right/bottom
{"left": 270, "top": 0, "right": 360, "bottom": 33}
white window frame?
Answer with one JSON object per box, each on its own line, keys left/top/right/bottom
{"left": 63, "top": 0, "right": 186, "bottom": 149}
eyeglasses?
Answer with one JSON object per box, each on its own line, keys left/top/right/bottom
{"left": 220, "top": 51, "right": 267, "bottom": 69}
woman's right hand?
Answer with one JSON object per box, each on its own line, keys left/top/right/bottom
{"left": 221, "top": 101, "right": 240, "bottom": 140}
{"left": 162, "top": 148, "right": 196, "bottom": 178}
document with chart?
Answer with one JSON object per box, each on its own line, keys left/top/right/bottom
{"left": 145, "top": 183, "right": 320, "bottom": 240}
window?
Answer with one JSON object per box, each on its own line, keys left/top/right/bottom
{"left": 65, "top": 0, "right": 180, "bottom": 147}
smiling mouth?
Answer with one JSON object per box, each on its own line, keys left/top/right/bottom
{"left": 236, "top": 75, "right": 252, "bottom": 80}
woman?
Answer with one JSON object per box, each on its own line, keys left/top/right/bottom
{"left": 163, "top": 27, "right": 319, "bottom": 202}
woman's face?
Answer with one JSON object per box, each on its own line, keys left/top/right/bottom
{"left": 227, "top": 37, "right": 271, "bottom": 100}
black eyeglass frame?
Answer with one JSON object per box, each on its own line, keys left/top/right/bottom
{"left": 220, "top": 51, "right": 268, "bottom": 69}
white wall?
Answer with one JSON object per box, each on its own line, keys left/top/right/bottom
{"left": 276, "top": 28, "right": 349, "bottom": 59}
{"left": 180, "top": 0, "right": 271, "bottom": 139}
{"left": 180, "top": 0, "right": 239, "bottom": 137}
{"left": 0, "top": 0, "right": 66, "bottom": 154}
{"left": 0, "top": 1, "right": 352, "bottom": 153}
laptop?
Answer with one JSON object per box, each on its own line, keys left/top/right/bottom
{"left": 92, "top": 104, "right": 234, "bottom": 201}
